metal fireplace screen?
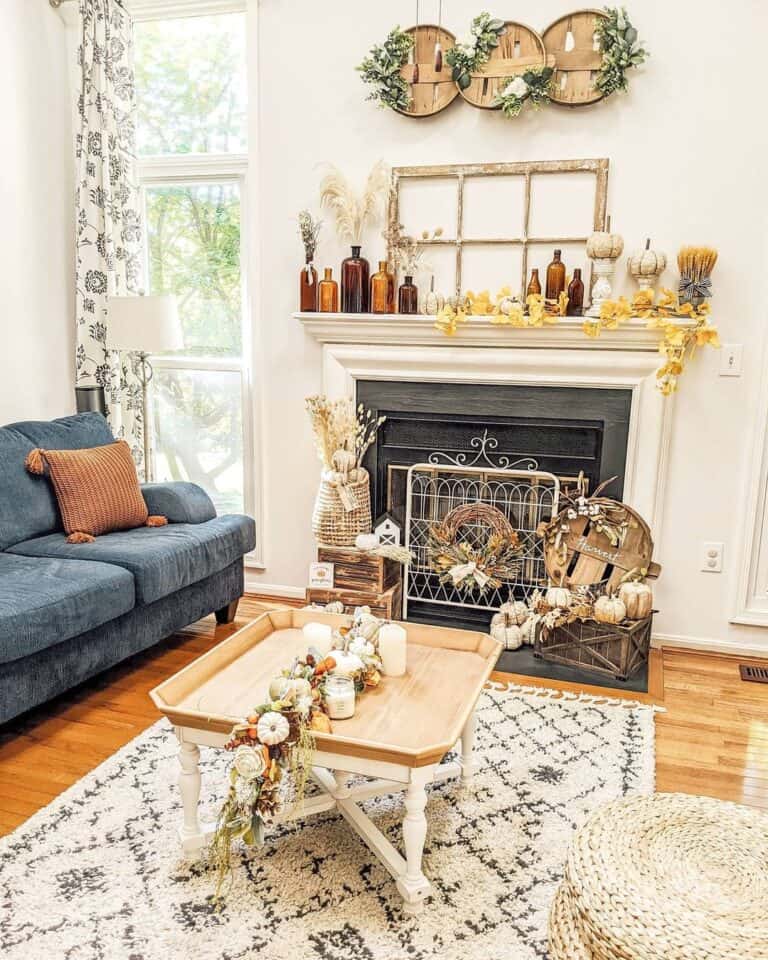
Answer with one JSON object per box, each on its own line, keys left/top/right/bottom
{"left": 404, "top": 462, "right": 560, "bottom": 617}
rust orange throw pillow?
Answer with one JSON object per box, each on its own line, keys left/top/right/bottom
{"left": 25, "top": 440, "right": 167, "bottom": 543}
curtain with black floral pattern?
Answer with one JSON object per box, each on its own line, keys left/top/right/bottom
{"left": 75, "top": 0, "right": 145, "bottom": 473}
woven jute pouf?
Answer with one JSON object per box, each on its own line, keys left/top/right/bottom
{"left": 549, "top": 793, "right": 768, "bottom": 960}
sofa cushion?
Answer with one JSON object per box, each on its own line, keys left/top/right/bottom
{"left": 0, "top": 413, "right": 115, "bottom": 549}
{"left": 0, "top": 553, "right": 135, "bottom": 665}
{"left": 8, "top": 514, "right": 256, "bottom": 606}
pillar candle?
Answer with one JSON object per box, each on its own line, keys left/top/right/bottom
{"left": 378, "top": 622, "right": 407, "bottom": 677}
{"left": 303, "top": 622, "right": 333, "bottom": 656}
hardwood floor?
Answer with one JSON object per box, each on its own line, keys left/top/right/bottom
{"left": 1, "top": 593, "right": 766, "bottom": 836}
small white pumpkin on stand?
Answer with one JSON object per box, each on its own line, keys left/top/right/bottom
{"left": 628, "top": 238, "right": 667, "bottom": 291}
{"left": 618, "top": 581, "right": 653, "bottom": 620}
{"left": 593, "top": 595, "right": 627, "bottom": 625}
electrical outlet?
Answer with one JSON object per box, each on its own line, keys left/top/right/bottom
{"left": 720, "top": 344, "right": 743, "bottom": 377}
{"left": 701, "top": 541, "right": 724, "bottom": 573}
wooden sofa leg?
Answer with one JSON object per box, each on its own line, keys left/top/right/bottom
{"left": 215, "top": 599, "right": 240, "bottom": 625}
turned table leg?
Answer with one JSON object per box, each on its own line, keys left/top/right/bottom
{"left": 460, "top": 709, "right": 478, "bottom": 782}
{"left": 396, "top": 767, "right": 433, "bottom": 914}
{"left": 178, "top": 739, "right": 205, "bottom": 855}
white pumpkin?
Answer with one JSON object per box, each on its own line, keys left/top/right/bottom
{"left": 268, "top": 675, "right": 291, "bottom": 701}
{"left": 257, "top": 711, "right": 291, "bottom": 745}
{"left": 490, "top": 615, "right": 523, "bottom": 650}
{"left": 498, "top": 600, "right": 529, "bottom": 626}
{"left": 586, "top": 230, "right": 624, "bottom": 260}
{"left": 545, "top": 586, "right": 572, "bottom": 609}
{"left": 593, "top": 595, "right": 627, "bottom": 625}
{"left": 519, "top": 615, "right": 541, "bottom": 646}
{"left": 628, "top": 238, "right": 667, "bottom": 289}
{"left": 618, "top": 581, "right": 653, "bottom": 620}
{"left": 324, "top": 600, "right": 345, "bottom": 614}
{"left": 330, "top": 651, "right": 365, "bottom": 678}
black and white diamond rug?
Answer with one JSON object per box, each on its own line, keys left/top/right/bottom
{"left": 0, "top": 684, "right": 656, "bottom": 960}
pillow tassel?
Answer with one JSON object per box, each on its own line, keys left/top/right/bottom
{"left": 66, "top": 532, "right": 96, "bottom": 544}
{"left": 25, "top": 448, "right": 46, "bottom": 475}
{"left": 146, "top": 515, "right": 169, "bottom": 527}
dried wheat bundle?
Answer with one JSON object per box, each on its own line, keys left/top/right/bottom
{"left": 318, "top": 161, "right": 390, "bottom": 245}
{"left": 305, "top": 396, "right": 385, "bottom": 470}
{"left": 677, "top": 245, "right": 718, "bottom": 281}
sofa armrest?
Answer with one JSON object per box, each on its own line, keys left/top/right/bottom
{"left": 141, "top": 482, "right": 217, "bottom": 525}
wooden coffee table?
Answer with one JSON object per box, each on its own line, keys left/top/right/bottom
{"left": 151, "top": 608, "right": 501, "bottom": 913}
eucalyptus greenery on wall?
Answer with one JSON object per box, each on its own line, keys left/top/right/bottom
{"left": 594, "top": 7, "right": 648, "bottom": 96}
{"left": 493, "top": 67, "right": 554, "bottom": 118}
{"left": 357, "top": 27, "right": 415, "bottom": 112}
{"left": 445, "top": 13, "right": 506, "bottom": 90}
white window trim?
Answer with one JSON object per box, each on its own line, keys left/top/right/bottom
{"left": 135, "top": 1, "right": 264, "bottom": 566}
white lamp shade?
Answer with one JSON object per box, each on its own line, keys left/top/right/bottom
{"left": 108, "top": 295, "right": 183, "bottom": 353}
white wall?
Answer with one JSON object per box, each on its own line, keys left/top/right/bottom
{"left": 0, "top": 3, "right": 75, "bottom": 424}
{"left": 252, "top": 0, "right": 768, "bottom": 652}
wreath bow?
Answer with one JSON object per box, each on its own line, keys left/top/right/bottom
{"left": 449, "top": 561, "right": 490, "bottom": 590}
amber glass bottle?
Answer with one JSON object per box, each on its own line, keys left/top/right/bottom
{"left": 370, "top": 260, "right": 395, "bottom": 314}
{"left": 545, "top": 249, "right": 566, "bottom": 299}
{"left": 318, "top": 267, "right": 338, "bottom": 312}
{"left": 299, "top": 258, "right": 317, "bottom": 311}
{"left": 567, "top": 268, "right": 585, "bottom": 316}
{"left": 397, "top": 276, "right": 418, "bottom": 314}
{"left": 341, "top": 245, "right": 370, "bottom": 313}
{"left": 527, "top": 268, "right": 542, "bottom": 297}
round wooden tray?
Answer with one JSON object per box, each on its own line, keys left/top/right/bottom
{"left": 396, "top": 24, "right": 459, "bottom": 118}
{"left": 458, "top": 21, "right": 548, "bottom": 110}
{"left": 542, "top": 9, "right": 608, "bottom": 106}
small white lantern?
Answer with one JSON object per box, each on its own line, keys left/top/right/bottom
{"left": 373, "top": 513, "right": 401, "bottom": 547}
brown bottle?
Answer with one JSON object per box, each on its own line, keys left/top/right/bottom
{"left": 567, "top": 268, "right": 585, "bottom": 316}
{"left": 299, "top": 258, "right": 317, "bottom": 311}
{"left": 545, "top": 249, "right": 566, "bottom": 300}
{"left": 527, "top": 268, "right": 542, "bottom": 297}
{"left": 397, "top": 275, "right": 418, "bottom": 314}
{"left": 341, "top": 245, "right": 369, "bottom": 313}
{"left": 318, "top": 267, "right": 338, "bottom": 312}
{"left": 370, "top": 260, "right": 395, "bottom": 314}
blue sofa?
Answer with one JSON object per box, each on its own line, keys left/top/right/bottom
{"left": 0, "top": 412, "right": 256, "bottom": 724}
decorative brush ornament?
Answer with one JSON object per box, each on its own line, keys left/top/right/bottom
{"left": 434, "top": 0, "right": 443, "bottom": 70}
{"left": 586, "top": 216, "right": 623, "bottom": 318}
{"left": 628, "top": 238, "right": 666, "bottom": 291}
{"left": 411, "top": 0, "right": 420, "bottom": 83}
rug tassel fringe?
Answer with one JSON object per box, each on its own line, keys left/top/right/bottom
{"left": 484, "top": 679, "right": 666, "bottom": 714}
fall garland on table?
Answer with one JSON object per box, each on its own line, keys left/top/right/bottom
{"left": 434, "top": 287, "right": 719, "bottom": 395}
{"left": 358, "top": 8, "right": 647, "bottom": 118}
{"left": 210, "top": 608, "right": 385, "bottom": 899}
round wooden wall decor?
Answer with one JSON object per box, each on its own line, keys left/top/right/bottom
{"left": 396, "top": 25, "right": 459, "bottom": 117}
{"left": 459, "top": 22, "right": 547, "bottom": 110}
{"left": 542, "top": 9, "right": 609, "bottom": 106}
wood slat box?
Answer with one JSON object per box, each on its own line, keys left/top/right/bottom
{"left": 306, "top": 582, "right": 402, "bottom": 621}
{"left": 317, "top": 547, "right": 401, "bottom": 594}
{"left": 533, "top": 615, "right": 652, "bottom": 682}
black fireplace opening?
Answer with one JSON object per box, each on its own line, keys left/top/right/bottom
{"left": 358, "top": 379, "right": 632, "bottom": 634}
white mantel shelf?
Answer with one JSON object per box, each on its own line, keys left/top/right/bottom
{"left": 296, "top": 312, "right": 664, "bottom": 352}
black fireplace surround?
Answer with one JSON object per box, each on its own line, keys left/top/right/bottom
{"left": 358, "top": 379, "right": 631, "bottom": 631}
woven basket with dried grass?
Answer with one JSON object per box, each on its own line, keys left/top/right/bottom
{"left": 312, "top": 468, "right": 372, "bottom": 547}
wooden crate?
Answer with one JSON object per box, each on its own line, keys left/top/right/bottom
{"left": 317, "top": 546, "right": 401, "bottom": 594}
{"left": 306, "top": 582, "right": 402, "bottom": 621}
{"left": 533, "top": 615, "right": 652, "bottom": 682}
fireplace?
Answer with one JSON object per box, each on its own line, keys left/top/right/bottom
{"left": 358, "top": 379, "right": 631, "bottom": 632}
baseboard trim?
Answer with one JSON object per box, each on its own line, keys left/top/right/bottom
{"left": 653, "top": 631, "right": 768, "bottom": 658}
{"left": 244, "top": 577, "right": 306, "bottom": 600}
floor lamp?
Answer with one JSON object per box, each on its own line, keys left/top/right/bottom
{"left": 108, "top": 294, "right": 181, "bottom": 481}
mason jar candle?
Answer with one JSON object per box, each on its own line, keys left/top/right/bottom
{"left": 324, "top": 675, "right": 356, "bottom": 719}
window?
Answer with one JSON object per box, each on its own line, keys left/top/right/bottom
{"left": 134, "top": 9, "right": 252, "bottom": 522}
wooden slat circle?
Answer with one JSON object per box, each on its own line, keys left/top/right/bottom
{"left": 543, "top": 9, "right": 608, "bottom": 106}
{"left": 459, "top": 21, "right": 547, "bottom": 110}
{"left": 396, "top": 24, "right": 459, "bottom": 118}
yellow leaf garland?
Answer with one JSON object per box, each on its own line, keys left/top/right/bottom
{"left": 433, "top": 285, "right": 718, "bottom": 395}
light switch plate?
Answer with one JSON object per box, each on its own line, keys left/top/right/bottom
{"left": 720, "top": 344, "right": 743, "bottom": 377}
{"left": 701, "top": 541, "right": 724, "bottom": 573}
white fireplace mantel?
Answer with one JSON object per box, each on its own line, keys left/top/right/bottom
{"left": 297, "top": 311, "right": 673, "bottom": 542}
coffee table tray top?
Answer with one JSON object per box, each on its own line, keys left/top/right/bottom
{"left": 151, "top": 609, "right": 501, "bottom": 767}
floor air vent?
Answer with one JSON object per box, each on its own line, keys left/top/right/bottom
{"left": 739, "top": 664, "right": 768, "bottom": 684}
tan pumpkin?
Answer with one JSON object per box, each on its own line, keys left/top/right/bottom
{"left": 628, "top": 238, "right": 667, "bottom": 290}
{"left": 545, "top": 586, "right": 572, "bottom": 609}
{"left": 586, "top": 230, "right": 624, "bottom": 260}
{"left": 618, "top": 581, "right": 653, "bottom": 620}
{"left": 498, "top": 599, "right": 529, "bottom": 626}
{"left": 593, "top": 595, "right": 627, "bottom": 625}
